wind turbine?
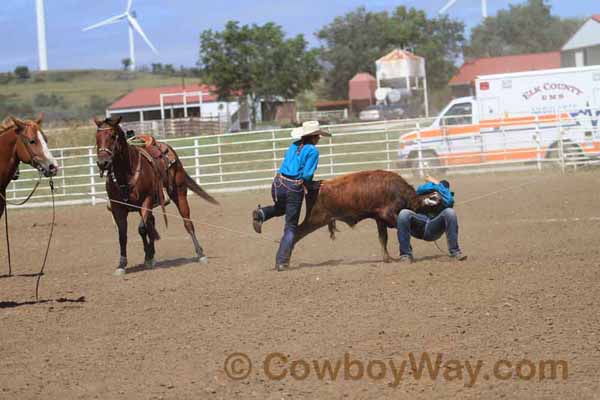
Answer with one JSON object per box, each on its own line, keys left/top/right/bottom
{"left": 439, "top": 0, "right": 488, "bottom": 19}
{"left": 36, "top": 0, "right": 48, "bottom": 71}
{"left": 82, "top": 0, "right": 159, "bottom": 71}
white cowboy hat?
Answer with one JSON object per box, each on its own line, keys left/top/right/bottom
{"left": 290, "top": 121, "right": 331, "bottom": 139}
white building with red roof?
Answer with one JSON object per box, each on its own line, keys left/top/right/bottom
{"left": 561, "top": 15, "right": 600, "bottom": 68}
{"left": 106, "top": 83, "right": 241, "bottom": 127}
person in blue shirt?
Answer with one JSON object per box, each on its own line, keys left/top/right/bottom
{"left": 252, "top": 121, "right": 331, "bottom": 271}
{"left": 397, "top": 175, "right": 467, "bottom": 263}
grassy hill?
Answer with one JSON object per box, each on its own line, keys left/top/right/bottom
{"left": 0, "top": 69, "right": 195, "bottom": 125}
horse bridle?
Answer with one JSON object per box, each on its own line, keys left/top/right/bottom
{"left": 96, "top": 127, "right": 121, "bottom": 176}
{"left": 14, "top": 123, "right": 48, "bottom": 172}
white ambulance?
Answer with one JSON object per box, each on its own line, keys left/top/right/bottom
{"left": 398, "top": 65, "right": 600, "bottom": 169}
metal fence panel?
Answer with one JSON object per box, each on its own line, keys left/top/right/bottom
{"left": 6, "top": 114, "right": 600, "bottom": 209}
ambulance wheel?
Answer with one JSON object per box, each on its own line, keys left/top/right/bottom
{"left": 409, "top": 151, "right": 444, "bottom": 174}
{"left": 545, "top": 142, "right": 585, "bottom": 166}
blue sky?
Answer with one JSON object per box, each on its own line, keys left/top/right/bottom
{"left": 0, "top": 0, "right": 596, "bottom": 72}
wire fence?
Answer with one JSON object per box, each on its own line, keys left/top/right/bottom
{"left": 6, "top": 113, "right": 600, "bottom": 209}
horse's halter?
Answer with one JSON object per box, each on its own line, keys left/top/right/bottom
{"left": 96, "top": 126, "right": 122, "bottom": 176}
{"left": 14, "top": 123, "right": 48, "bottom": 171}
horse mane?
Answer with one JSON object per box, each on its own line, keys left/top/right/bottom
{"left": 0, "top": 117, "right": 15, "bottom": 135}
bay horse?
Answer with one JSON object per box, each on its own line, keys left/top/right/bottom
{"left": 0, "top": 115, "right": 58, "bottom": 218}
{"left": 94, "top": 116, "right": 219, "bottom": 276}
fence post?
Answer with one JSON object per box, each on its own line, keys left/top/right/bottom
{"left": 60, "top": 149, "right": 66, "bottom": 195}
{"left": 88, "top": 147, "right": 96, "bottom": 206}
{"left": 343, "top": 108, "right": 348, "bottom": 120}
{"left": 194, "top": 139, "right": 201, "bottom": 184}
{"left": 385, "top": 120, "right": 391, "bottom": 171}
{"left": 328, "top": 127, "right": 334, "bottom": 177}
{"left": 217, "top": 135, "right": 224, "bottom": 183}
{"left": 272, "top": 130, "right": 278, "bottom": 174}
{"left": 416, "top": 121, "right": 424, "bottom": 178}
{"left": 534, "top": 115, "right": 542, "bottom": 171}
{"left": 559, "top": 112, "right": 565, "bottom": 174}
{"left": 11, "top": 180, "right": 17, "bottom": 200}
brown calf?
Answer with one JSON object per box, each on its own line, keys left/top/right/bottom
{"left": 295, "top": 170, "right": 439, "bottom": 262}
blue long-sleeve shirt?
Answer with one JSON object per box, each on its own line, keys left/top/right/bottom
{"left": 278, "top": 141, "right": 319, "bottom": 182}
{"left": 416, "top": 182, "right": 454, "bottom": 208}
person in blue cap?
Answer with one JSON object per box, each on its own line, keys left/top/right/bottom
{"left": 397, "top": 175, "right": 466, "bottom": 263}
{"left": 251, "top": 121, "right": 331, "bottom": 271}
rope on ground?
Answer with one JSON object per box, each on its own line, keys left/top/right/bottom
{"left": 456, "top": 174, "right": 550, "bottom": 206}
{"left": 35, "top": 178, "right": 56, "bottom": 301}
{"left": 1, "top": 171, "right": 43, "bottom": 277}
{"left": 87, "top": 192, "right": 282, "bottom": 245}
{"left": 86, "top": 174, "right": 557, "bottom": 258}
{"left": 0, "top": 174, "right": 55, "bottom": 300}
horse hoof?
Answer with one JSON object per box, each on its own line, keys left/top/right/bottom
{"left": 198, "top": 256, "right": 209, "bottom": 265}
{"left": 113, "top": 268, "right": 126, "bottom": 276}
{"left": 145, "top": 258, "right": 156, "bottom": 268}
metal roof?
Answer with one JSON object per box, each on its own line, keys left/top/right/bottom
{"left": 562, "top": 17, "right": 600, "bottom": 51}
{"left": 477, "top": 64, "right": 600, "bottom": 80}
{"left": 376, "top": 49, "right": 422, "bottom": 63}
{"left": 108, "top": 83, "right": 219, "bottom": 111}
{"left": 449, "top": 52, "right": 560, "bottom": 86}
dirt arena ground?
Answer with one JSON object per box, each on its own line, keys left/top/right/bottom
{"left": 1, "top": 170, "right": 600, "bottom": 399}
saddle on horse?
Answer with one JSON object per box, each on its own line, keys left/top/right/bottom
{"left": 128, "top": 133, "right": 177, "bottom": 207}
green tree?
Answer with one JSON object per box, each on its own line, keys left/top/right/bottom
{"left": 151, "top": 63, "right": 163, "bottom": 74}
{"left": 466, "top": 0, "right": 582, "bottom": 58}
{"left": 199, "top": 21, "right": 321, "bottom": 122}
{"left": 163, "top": 64, "right": 176, "bottom": 75}
{"left": 317, "top": 6, "right": 465, "bottom": 99}
{"left": 14, "top": 66, "right": 31, "bottom": 80}
{"left": 121, "top": 58, "right": 132, "bottom": 71}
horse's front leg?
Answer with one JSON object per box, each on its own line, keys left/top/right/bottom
{"left": 112, "top": 206, "right": 128, "bottom": 276}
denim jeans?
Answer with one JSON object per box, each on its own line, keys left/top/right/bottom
{"left": 397, "top": 208, "right": 461, "bottom": 257}
{"left": 260, "top": 176, "right": 304, "bottom": 265}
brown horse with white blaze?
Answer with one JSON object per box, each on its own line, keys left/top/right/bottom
{"left": 0, "top": 115, "right": 58, "bottom": 218}
{"left": 94, "top": 116, "right": 219, "bottom": 275}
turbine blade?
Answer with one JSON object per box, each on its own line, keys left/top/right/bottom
{"left": 128, "top": 16, "right": 158, "bottom": 54}
{"left": 82, "top": 13, "right": 127, "bottom": 31}
{"left": 438, "top": 0, "right": 458, "bottom": 14}
{"left": 127, "top": 0, "right": 133, "bottom": 12}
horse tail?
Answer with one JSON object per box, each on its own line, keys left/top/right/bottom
{"left": 184, "top": 173, "right": 219, "bottom": 205}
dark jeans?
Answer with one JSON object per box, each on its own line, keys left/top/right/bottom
{"left": 397, "top": 208, "right": 461, "bottom": 257}
{"left": 260, "top": 176, "right": 304, "bottom": 265}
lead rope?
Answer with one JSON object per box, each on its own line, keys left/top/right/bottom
{"left": 1, "top": 171, "right": 42, "bottom": 277}
{"left": 34, "top": 177, "right": 55, "bottom": 301}
{"left": 3, "top": 198, "right": 11, "bottom": 276}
